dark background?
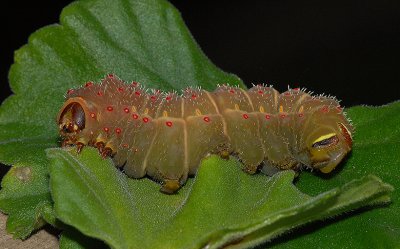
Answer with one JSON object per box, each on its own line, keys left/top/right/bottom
{"left": 3, "top": 0, "right": 399, "bottom": 178}
{"left": 1, "top": 0, "right": 400, "bottom": 107}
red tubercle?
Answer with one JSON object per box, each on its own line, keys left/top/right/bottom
{"left": 166, "top": 121, "right": 173, "bottom": 127}
{"left": 135, "top": 91, "right": 141, "bottom": 96}
{"left": 143, "top": 117, "right": 150, "bottom": 123}
{"left": 258, "top": 90, "right": 264, "bottom": 94}
{"left": 336, "top": 106, "right": 343, "bottom": 112}
{"left": 284, "top": 92, "right": 291, "bottom": 96}
{"left": 131, "top": 81, "right": 138, "bottom": 87}
{"left": 107, "top": 74, "right": 114, "bottom": 78}
{"left": 132, "top": 113, "right": 139, "bottom": 119}
{"left": 118, "top": 87, "right": 124, "bottom": 92}
{"left": 123, "top": 108, "right": 130, "bottom": 113}
{"left": 229, "top": 89, "right": 235, "bottom": 94}
{"left": 191, "top": 94, "right": 197, "bottom": 99}
{"left": 103, "top": 127, "right": 110, "bottom": 133}
{"left": 321, "top": 106, "right": 329, "bottom": 113}
{"left": 293, "top": 88, "right": 300, "bottom": 91}
{"left": 243, "top": 113, "right": 249, "bottom": 119}
{"left": 280, "top": 114, "right": 286, "bottom": 119}
{"left": 265, "top": 114, "right": 271, "bottom": 120}
{"left": 90, "top": 113, "right": 96, "bottom": 118}
{"left": 150, "top": 95, "right": 157, "bottom": 101}
{"left": 115, "top": 128, "right": 122, "bottom": 134}
{"left": 298, "top": 113, "right": 304, "bottom": 118}
{"left": 165, "top": 96, "right": 172, "bottom": 101}
{"left": 107, "top": 106, "right": 113, "bottom": 111}
{"left": 122, "top": 143, "right": 129, "bottom": 148}
{"left": 97, "top": 91, "right": 103, "bottom": 96}
{"left": 67, "top": 89, "right": 74, "bottom": 95}
{"left": 85, "top": 81, "right": 93, "bottom": 87}
{"left": 203, "top": 116, "right": 210, "bottom": 122}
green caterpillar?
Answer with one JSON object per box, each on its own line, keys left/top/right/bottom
{"left": 58, "top": 74, "right": 353, "bottom": 194}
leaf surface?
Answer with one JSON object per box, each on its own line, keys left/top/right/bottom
{"left": 0, "top": 0, "right": 242, "bottom": 239}
{"left": 270, "top": 102, "right": 400, "bottom": 249}
{"left": 48, "top": 147, "right": 392, "bottom": 249}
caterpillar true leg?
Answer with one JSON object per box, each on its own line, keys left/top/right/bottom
{"left": 101, "top": 147, "right": 113, "bottom": 159}
{"left": 218, "top": 150, "right": 230, "bottom": 160}
{"left": 160, "top": 179, "right": 181, "bottom": 195}
{"left": 76, "top": 142, "right": 85, "bottom": 154}
{"left": 95, "top": 141, "right": 105, "bottom": 153}
{"left": 242, "top": 164, "right": 259, "bottom": 174}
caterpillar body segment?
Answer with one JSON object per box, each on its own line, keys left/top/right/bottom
{"left": 58, "top": 75, "right": 353, "bottom": 193}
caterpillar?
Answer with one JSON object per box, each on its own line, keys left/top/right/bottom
{"left": 57, "top": 74, "right": 353, "bottom": 194}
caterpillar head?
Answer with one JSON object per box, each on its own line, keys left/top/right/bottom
{"left": 305, "top": 121, "right": 353, "bottom": 174}
{"left": 57, "top": 97, "right": 96, "bottom": 146}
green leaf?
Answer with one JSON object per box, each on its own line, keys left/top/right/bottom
{"left": 59, "top": 227, "right": 107, "bottom": 249}
{"left": 270, "top": 101, "right": 400, "bottom": 249}
{"left": 0, "top": 0, "right": 242, "bottom": 239}
{"left": 0, "top": 186, "right": 51, "bottom": 240}
{"left": 47, "top": 147, "right": 392, "bottom": 249}
{"left": 0, "top": 123, "right": 56, "bottom": 238}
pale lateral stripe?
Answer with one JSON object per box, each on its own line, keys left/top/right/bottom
{"left": 181, "top": 97, "right": 185, "bottom": 118}
{"left": 138, "top": 96, "right": 149, "bottom": 115}
{"left": 293, "top": 93, "right": 310, "bottom": 149}
{"left": 142, "top": 120, "right": 159, "bottom": 171}
{"left": 155, "top": 98, "right": 166, "bottom": 118}
{"left": 239, "top": 88, "right": 254, "bottom": 111}
{"left": 296, "top": 93, "right": 310, "bottom": 106}
{"left": 239, "top": 89, "right": 266, "bottom": 156}
{"left": 271, "top": 90, "right": 281, "bottom": 139}
{"left": 181, "top": 98, "right": 189, "bottom": 176}
{"left": 141, "top": 92, "right": 161, "bottom": 170}
{"left": 204, "top": 91, "right": 231, "bottom": 141}
{"left": 204, "top": 91, "right": 220, "bottom": 113}
{"left": 273, "top": 91, "right": 279, "bottom": 114}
